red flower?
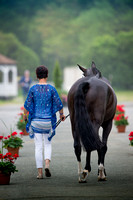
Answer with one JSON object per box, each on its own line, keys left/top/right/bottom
{"left": 19, "top": 132, "right": 24, "bottom": 135}
{"left": 3, "top": 155, "right": 8, "bottom": 159}
{"left": 116, "top": 105, "right": 125, "bottom": 113}
{"left": 116, "top": 115, "right": 121, "bottom": 121}
{"left": 0, "top": 154, "right": 3, "bottom": 159}
{"left": 8, "top": 135, "right": 11, "bottom": 138}
{"left": 13, "top": 154, "right": 19, "bottom": 159}
{"left": 0, "top": 136, "right": 3, "bottom": 140}
{"left": 129, "top": 132, "right": 133, "bottom": 136}
{"left": 4, "top": 137, "right": 8, "bottom": 140}
{"left": 20, "top": 106, "right": 24, "bottom": 110}
{"left": 129, "top": 137, "right": 133, "bottom": 141}
{"left": 6, "top": 152, "right": 12, "bottom": 157}
{"left": 9, "top": 157, "right": 13, "bottom": 160}
{"left": 18, "top": 112, "right": 23, "bottom": 116}
{"left": 11, "top": 132, "right": 17, "bottom": 136}
{"left": 20, "top": 120, "right": 23, "bottom": 122}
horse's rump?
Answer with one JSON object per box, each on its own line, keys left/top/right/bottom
{"left": 68, "top": 77, "right": 117, "bottom": 152}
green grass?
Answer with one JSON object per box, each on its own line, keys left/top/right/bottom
{"left": 115, "top": 90, "right": 133, "bottom": 102}
{"left": 0, "top": 88, "right": 24, "bottom": 105}
{"left": 0, "top": 96, "right": 24, "bottom": 105}
{"left": 0, "top": 90, "right": 132, "bottom": 105}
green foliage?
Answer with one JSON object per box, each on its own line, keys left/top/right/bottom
{"left": 53, "top": 61, "right": 62, "bottom": 89}
{"left": 0, "top": 32, "right": 40, "bottom": 77}
{"left": 16, "top": 116, "right": 27, "bottom": 131}
{"left": 114, "top": 114, "right": 129, "bottom": 126}
{"left": 3, "top": 136, "right": 23, "bottom": 149}
{"left": 0, "top": 161, "right": 18, "bottom": 175}
{"left": 0, "top": 0, "right": 132, "bottom": 88}
{"left": 0, "top": 152, "right": 18, "bottom": 174}
{"left": 89, "top": 30, "right": 133, "bottom": 89}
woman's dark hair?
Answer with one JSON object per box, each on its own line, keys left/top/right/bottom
{"left": 36, "top": 65, "right": 48, "bottom": 79}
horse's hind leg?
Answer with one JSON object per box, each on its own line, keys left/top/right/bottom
{"left": 75, "top": 146, "right": 91, "bottom": 183}
{"left": 97, "top": 120, "right": 113, "bottom": 181}
{"left": 74, "top": 136, "right": 84, "bottom": 182}
{"left": 79, "top": 151, "right": 91, "bottom": 183}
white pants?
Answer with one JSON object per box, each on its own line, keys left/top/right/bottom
{"left": 34, "top": 133, "right": 52, "bottom": 169}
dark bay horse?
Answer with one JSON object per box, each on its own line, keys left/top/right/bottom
{"left": 67, "top": 62, "right": 117, "bottom": 183}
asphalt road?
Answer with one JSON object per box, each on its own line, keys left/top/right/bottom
{"left": 0, "top": 103, "right": 133, "bottom": 200}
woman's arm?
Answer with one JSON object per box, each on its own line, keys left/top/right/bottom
{"left": 59, "top": 108, "right": 65, "bottom": 121}
{"left": 23, "top": 108, "right": 28, "bottom": 121}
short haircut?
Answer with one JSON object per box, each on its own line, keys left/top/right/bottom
{"left": 36, "top": 65, "right": 48, "bottom": 79}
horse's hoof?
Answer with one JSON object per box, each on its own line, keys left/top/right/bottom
{"left": 78, "top": 170, "right": 89, "bottom": 183}
{"left": 82, "top": 170, "right": 89, "bottom": 179}
{"left": 98, "top": 164, "right": 107, "bottom": 181}
{"left": 79, "top": 179, "right": 87, "bottom": 183}
{"left": 98, "top": 177, "right": 107, "bottom": 182}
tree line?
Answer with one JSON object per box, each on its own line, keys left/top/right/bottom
{"left": 0, "top": 0, "right": 132, "bottom": 89}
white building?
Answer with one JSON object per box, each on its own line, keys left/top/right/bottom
{"left": 0, "top": 54, "right": 18, "bottom": 98}
{"left": 63, "top": 66, "right": 83, "bottom": 91}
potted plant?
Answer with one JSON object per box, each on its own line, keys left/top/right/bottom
{"left": 2, "top": 132, "right": 24, "bottom": 155}
{"left": 0, "top": 136, "right": 19, "bottom": 184}
{"left": 16, "top": 106, "right": 29, "bottom": 135}
{"left": 114, "top": 104, "right": 129, "bottom": 133}
{"left": 129, "top": 131, "right": 133, "bottom": 146}
{"left": 114, "top": 113, "right": 129, "bottom": 132}
{"left": 0, "top": 152, "right": 19, "bottom": 184}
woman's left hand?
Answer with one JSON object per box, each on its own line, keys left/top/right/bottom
{"left": 23, "top": 114, "right": 28, "bottom": 121}
{"left": 60, "top": 114, "right": 66, "bottom": 121}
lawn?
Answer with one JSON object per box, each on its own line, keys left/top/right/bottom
{"left": 0, "top": 90, "right": 132, "bottom": 105}
{"left": 0, "top": 88, "right": 24, "bottom": 105}
{"left": 115, "top": 90, "right": 133, "bottom": 102}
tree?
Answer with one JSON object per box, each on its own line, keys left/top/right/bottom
{"left": 0, "top": 32, "right": 40, "bottom": 77}
{"left": 52, "top": 61, "right": 62, "bottom": 89}
{"left": 88, "top": 31, "right": 133, "bottom": 89}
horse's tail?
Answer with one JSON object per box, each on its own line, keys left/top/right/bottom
{"left": 74, "top": 82, "right": 102, "bottom": 152}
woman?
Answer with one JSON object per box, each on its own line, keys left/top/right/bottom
{"left": 23, "top": 65, "right": 65, "bottom": 179}
{"left": 19, "top": 70, "right": 32, "bottom": 100}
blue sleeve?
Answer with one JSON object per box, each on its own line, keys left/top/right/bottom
{"left": 24, "top": 86, "right": 34, "bottom": 113}
{"left": 52, "top": 87, "right": 63, "bottom": 115}
{"left": 29, "top": 78, "right": 32, "bottom": 84}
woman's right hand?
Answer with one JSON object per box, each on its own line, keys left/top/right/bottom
{"left": 60, "top": 114, "right": 66, "bottom": 121}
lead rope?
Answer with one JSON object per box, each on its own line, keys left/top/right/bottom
{"left": 55, "top": 113, "right": 70, "bottom": 127}
{"left": 47, "top": 113, "right": 70, "bottom": 141}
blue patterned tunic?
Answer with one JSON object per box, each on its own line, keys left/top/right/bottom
{"left": 24, "top": 84, "right": 63, "bottom": 139}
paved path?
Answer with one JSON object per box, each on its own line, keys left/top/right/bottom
{"left": 0, "top": 102, "right": 133, "bottom": 200}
